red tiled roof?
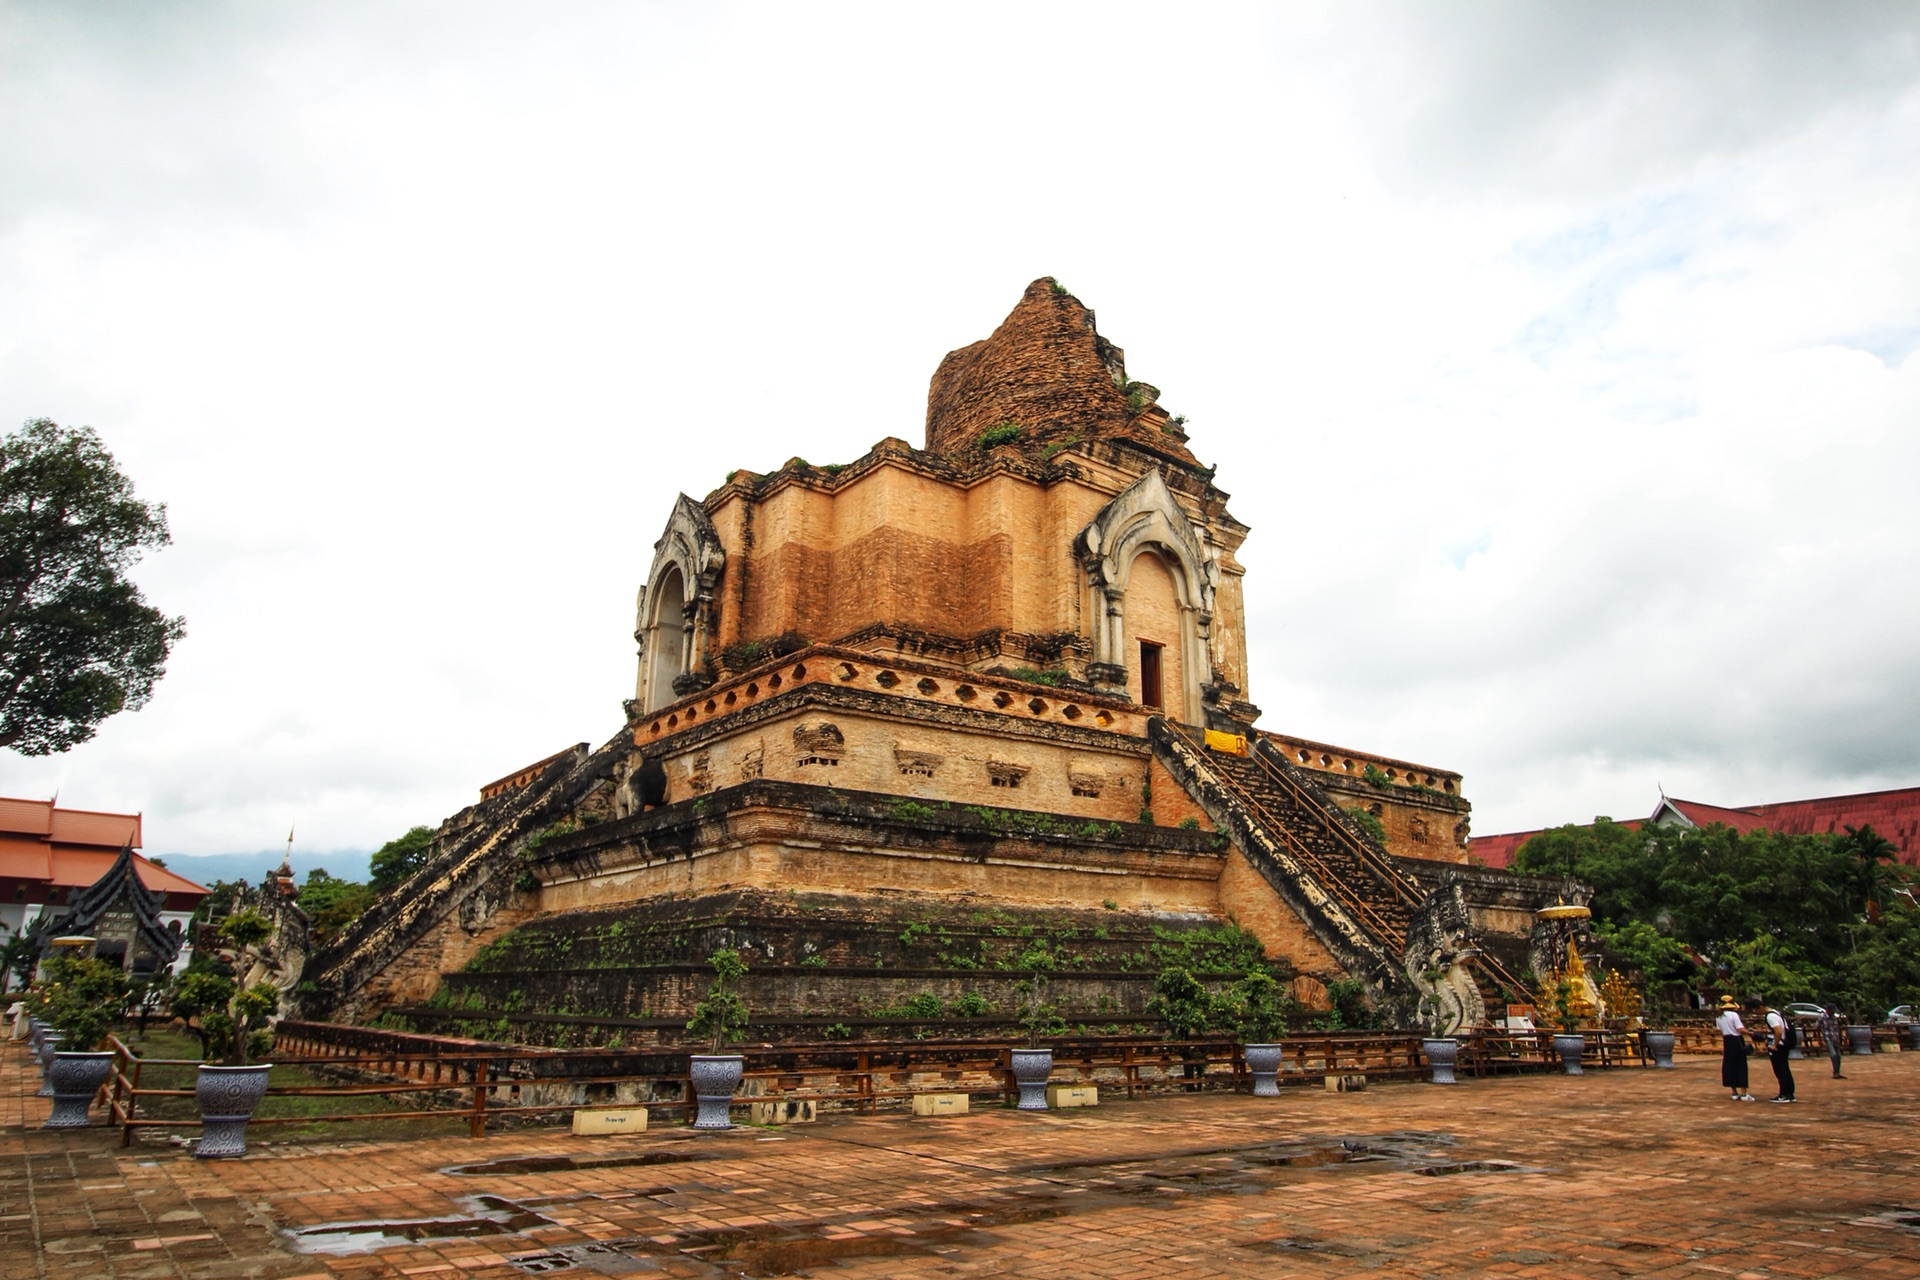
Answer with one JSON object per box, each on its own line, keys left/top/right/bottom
{"left": 1477, "top": 786, "right": 1920, "bottom": 871}
{"left": 46, "top": 848, "right": 206, "bottom": 896}
{"left": 1661, "top": 798, "right": 1771, "bottom": 835}
{"left": 0, "top": 797, "right": 53, "bottom": 838}
{"left": 0, "top": 794, "right": 201, "bottom": 901}
{"left": 1467, "top": 829, "right": 1539, "bottom": 870}
{"left": 1741, "top": 788, "right": 1920, "bottom": 861}
{"left": 0, "top": 833, "right": 53, "bottom": 881}
{"left": 47, "top": 807, "right": 141, "bottom": 849}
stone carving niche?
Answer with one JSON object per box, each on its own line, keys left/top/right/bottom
{"left": 636, "top": 494, "right": 727, "bottom": 712}
{"left": 793, "top": 722, "right": 845, "bottom": 769}
{"left": 1072, "top": 469, "right": 1220, "bottom": 723}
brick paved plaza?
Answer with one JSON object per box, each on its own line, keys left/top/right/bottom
{"left": 6, "top": 1042, "right": 1919, "bottom": 1280}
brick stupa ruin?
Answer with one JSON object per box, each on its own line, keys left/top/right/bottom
{"left": 300, "top": 280, "right": 1570, "bottom": 1042}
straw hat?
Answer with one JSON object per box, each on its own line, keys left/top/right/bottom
{"left": 1717, "top": 995, "right": 1739, "bottom": 1010}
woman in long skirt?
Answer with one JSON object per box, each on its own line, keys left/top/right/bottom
{"left": 1716, "top": 995, "right": 1754, "bottom": 1100}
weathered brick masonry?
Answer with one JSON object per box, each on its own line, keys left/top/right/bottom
{"left": 301, "top": 280, "right": 1567, "bottom": 1040}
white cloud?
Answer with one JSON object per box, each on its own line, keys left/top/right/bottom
{"left": 1, "top": 2, "right": 1916, "bottom": 850}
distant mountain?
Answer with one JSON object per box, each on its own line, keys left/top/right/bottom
{"left": 149, "top": 848, "right": 373, "bottom": 889}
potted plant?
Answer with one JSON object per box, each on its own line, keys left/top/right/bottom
{"left": 1010, "top": 941, "right": 1065, "bottom": 1109}
{"left": 171, "top": 912, "right": 281, "bottom": 1158}
{"left": 1841, "top": 994, "right": 1875, "bottom": 1056}
{"left": 1640, "top": 985, "right": 1677, "bottom": 1069}
{"left": 1416, "top": 968, "right": 1461, "bottom": 1085}
{"left": 1225, "top": 968, "right": 1292, "bottom": 1096}
{"left": 1149, "top": 965, "right": 1216, "bottom": 1094}
{"left": 685, "top": 948, "right": 750, "bottom": 1130}
{"left": 32, "top": 954, "right": 128, "bottom": 1128}
{"left": 1544, "top": 976, "right": 1585, "bottom": 1075}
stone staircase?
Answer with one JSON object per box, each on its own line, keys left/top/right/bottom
{"left": 1152, "top": 719, "right": 1534, "bottom": 1016}
{"left": 298, "top": 737, "right": 623, "bottom": 1022}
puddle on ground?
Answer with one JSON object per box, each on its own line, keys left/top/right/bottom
{"left": 286, "top": 1196, "right": 552, "bottom": 1254}
{"left": 444, "top": 1150, "right": 710, "bottom": 1176}
{"left": 289, "top": 1132, "right": 1540, "bottom": 1273}
{"left": 1416, "top": 1159, "right": 1530, "bottom": 1176}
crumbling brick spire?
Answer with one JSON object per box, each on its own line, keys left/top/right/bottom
{"left": 924, "top": 278, "right": 1202, "bottom": 468}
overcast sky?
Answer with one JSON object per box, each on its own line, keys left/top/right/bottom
{"left": 2, "top": 1, "right": 1916, "bottom": 864}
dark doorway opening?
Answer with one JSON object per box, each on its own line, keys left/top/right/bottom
{"left": 1140, "top": 641, "right": 1164, "bottom": 710}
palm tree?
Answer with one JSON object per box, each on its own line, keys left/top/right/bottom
{"left": 1838, "top": 824, "right": 1899, "bottom": 924}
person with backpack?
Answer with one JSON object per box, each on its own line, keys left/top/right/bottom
{"left": 1755, "top": 998, "right": 1796, "bottom": 1102}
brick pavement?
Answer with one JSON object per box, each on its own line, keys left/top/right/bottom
{"left": 5, "top": 1041, "right": 1919, "bottom": 1279}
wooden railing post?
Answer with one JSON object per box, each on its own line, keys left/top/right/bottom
{"left": 470, "top": 1058, "right": 489, "bottom": 1138}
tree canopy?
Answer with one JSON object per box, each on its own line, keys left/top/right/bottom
{"left": 297, "top": 867, "right": 374, "bottom": 945}
{"left": 369, "top": 825, "right": 437, "bottom": 891}
{"left": 1513, "top": 819, "right": 1919, "bottom": 1018}
{"left": 0, "top": 418, "right": 184, "bottom": 754}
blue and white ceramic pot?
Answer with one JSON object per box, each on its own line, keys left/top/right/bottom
{"left": 689, "top": 1054, "right": 744, "bottom": 1130}
{"left": 195, "top": 1064, "right": 271, "bottom": 1158}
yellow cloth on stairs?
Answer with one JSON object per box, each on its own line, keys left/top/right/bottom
{"left": 1204, "top": 729, "right": 1249, "bottom": 756}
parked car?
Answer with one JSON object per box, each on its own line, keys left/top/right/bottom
{"left": 1782, "top": 1002, "right": 1826, "bottom": 1019}
{"left": 1887, "top": 1005, "right": 1914, "bottom": 1024}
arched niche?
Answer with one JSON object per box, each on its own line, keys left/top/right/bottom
{"left": 635, "top": 494, "right": 726, "bottom": 712}
{"left": 1073, "top": 469, "right": 1218, "bottom": 725}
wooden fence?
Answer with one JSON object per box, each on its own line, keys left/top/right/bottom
{"left": 93, "top": 1019, "right": 1912, "bottom": 1147}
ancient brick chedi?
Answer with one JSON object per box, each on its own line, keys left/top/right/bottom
{"left": 300, "top": 280, "right": 1568, "bottom": 1039}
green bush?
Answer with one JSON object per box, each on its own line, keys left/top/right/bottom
{"left": 686, "top": 948, "right": 751, "bottom": 1052}
{"left": 31, "top": 954, "right": 128, "bottom": 1050}
{"left": 977, "top": 422, "right": 1023, "bottom": 449}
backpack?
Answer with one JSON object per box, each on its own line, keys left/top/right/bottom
{"left": 1779, "top": 1017, "right": 1799, "bottom": 1051}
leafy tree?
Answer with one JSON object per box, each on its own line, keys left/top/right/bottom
{"left": 0, "top": 419, "right": 184, "bottom": 754}
{"left": 1013, "top": 939, "right": 1066, "bottom": 1046}
{"left": 171, "top": 911, "right": 279, "bottom": 1064}
{"left": 1836, "top": 824, "right": 1900, "bottom": 922}
{"left": 297, "top": 868, "right": 373, "bottom": 945}
{"left": 1511, "top": 816, "right": 1920, "bottom": 1011}
{"left": 1591, "top": 919, "right": 1695, "bottom": 986}
{"left": 0, "top": 926, "right": 34, "bottom": 993}
{"left": 1719, "top": 935, "right": 1820, "bottom": 1006}
{"left": 30, "top": 953, "right": 129, "bottom": 1049}
{"left": 369, "top": 825, "right": 436, "bottom": 892}
{"left": 1220, "top": 968, "right": 1296, "bottom": 1042}
{"left": 1150, "top": 966, "right": 1215, "bottom": 1039}
{"left": 686, "top": 947, "right": 750, "bottom": 1052}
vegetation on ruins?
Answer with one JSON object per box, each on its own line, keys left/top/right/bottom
{"left": 976, "top": 422, "right": 1023, "bottom": 449}
{"left": 1513, "top": 818, "right": 1920, "bottom": 1021}
{"left": 1014, "top": 938, "right": 1067, "bottom": 1046}
{"left": 171, "top": 911, "right": 282, "bottom": 1065}
{"left": 686, "top": 947, "right": 751, "bottom": 1053}
{"left": 1303, "top": 978, "right": 1380, "bottom": 1032}
{"left": 1002, "top": 665, "right": 1071, "bottom": 687}
{"left": 1152, "top": 965, "right": 1303, "bottom": 1043}
{"left": 0, "top": 418, "right": 184, "bottom": 755}
{"left": 1344, "top": 805, "right": 1388, "bottom": 845}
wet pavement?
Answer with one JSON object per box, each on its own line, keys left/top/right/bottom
{"left": 6, "top": 1040, "right": 1920, "bottom": 1279}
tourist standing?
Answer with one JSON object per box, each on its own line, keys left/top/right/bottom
{"left": 1819, "top": 1005, "right": 1846, "bottom": 1079}
{"left": 1756, "top": 999, "right": 1795, "bottom": 1102}
{"left": 1717, "top": 996, "right": 1754, "bottom": 1100}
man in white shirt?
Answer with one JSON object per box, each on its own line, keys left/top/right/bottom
{"left": 1756, "top": 999, "right": 1795, "bottom": 1102}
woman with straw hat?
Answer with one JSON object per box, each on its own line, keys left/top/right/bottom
{"left": 1717, "top": 995, "right": 1755, "bottom": 1100}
